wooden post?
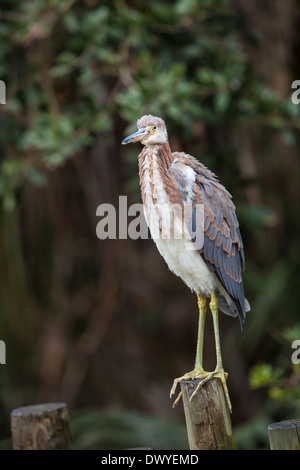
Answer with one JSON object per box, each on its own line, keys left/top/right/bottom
{"left": 180, "top": 378, "right": 235, "bottom": 450}
{"left": 11, "top": 403, "right": 72, "bottom": 450}
{"left": 268, "top": 419, "right": 300, "bottom": 450}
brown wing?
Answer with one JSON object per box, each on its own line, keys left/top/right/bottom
{"left": 170, "top": 152, "right": 249, "bottom": 327}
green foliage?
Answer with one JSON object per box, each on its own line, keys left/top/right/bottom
{"left": 250, "top": 363, "right": 283, "bottom": 390}
{"left": 250, "top": 331, "right": 300, "bottom": 413}
{"left": 250, "top": 361, "right": 300, "bottom": 412}
{"left": 234, "top": 415, "right": 271, "bottom": 450}
{"left": 1, "top": 0, "right": 300, "bottom": 209}
{"left": 70, "top": 407, "right": 188, "bottom": 450}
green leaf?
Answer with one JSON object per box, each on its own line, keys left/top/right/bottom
{"left": 249, "top": 363, "right": 282, "bottom": 389}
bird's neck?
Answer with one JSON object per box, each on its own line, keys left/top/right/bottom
{"left": 139, "top": 142, "right": 174, "bottom": 171}
{"left": 138, "top": 142, "right": 181, "bottom": 209}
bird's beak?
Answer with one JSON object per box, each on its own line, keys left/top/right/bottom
{"left": 122, "top": 127, "right": 148, "bottom": 145}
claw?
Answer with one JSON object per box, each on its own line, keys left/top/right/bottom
{"left": 172, "top": 391, "right": 182, "bottom": 408}
{"left": 170, "top": 369, "right": 198, "bottom": 406}
{"left": 170, "top": 367, "right": 232, "bottom": 412}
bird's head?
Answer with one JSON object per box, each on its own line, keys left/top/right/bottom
{"left": 122, "top": 115, "right": 168, "bottom": 146}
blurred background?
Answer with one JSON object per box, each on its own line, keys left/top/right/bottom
{"left": 0, "top": 0, "right": 300, "bottom": 450}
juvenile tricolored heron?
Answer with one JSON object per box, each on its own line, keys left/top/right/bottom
{"left": 122, "top": 115, "right": 250, "bottom": 411}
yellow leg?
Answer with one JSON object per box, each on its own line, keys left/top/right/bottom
{"left": 170, "top": 291, "right": 232, "bottom": 412}
{"left": 209, "top": 291, "right": 232, "bottom": 412}
{"left": 170, "top": 294, "right": 207, "bottom": 407}
{"left": 195, "top": 294, "right": 206, "bottom": 370}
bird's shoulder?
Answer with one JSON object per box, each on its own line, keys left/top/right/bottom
{"left": 170, "top": 151, "right": 217, "bottom": 181}
{"left": 169, "top": 151, "right": 234, "bottom": 209}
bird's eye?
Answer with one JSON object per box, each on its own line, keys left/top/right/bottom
{"left": 153, "top": 126, "right": 157, "bottom": 131}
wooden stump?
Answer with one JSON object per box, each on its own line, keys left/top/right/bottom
{"left": 268, "top": 419, "right": 300, "bottom": 450}
{"left": 11, "top": 403, "right": 71, "bottom": 450}
{"left": 180, "top": 378, "right": 235, "bottom": 450}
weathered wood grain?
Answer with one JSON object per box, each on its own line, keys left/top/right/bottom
{"left": 268, "top": 419, "right": 300, "bottom": 450}
{"left": 11, "top": 402, "right": 71, "bottom": 450}
{"left": 180, "top": 378, "right": 235, "bottom": 450}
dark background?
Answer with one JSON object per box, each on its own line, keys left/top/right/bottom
{"left": 0, "top": 0, "right": 300, "bottom": 450}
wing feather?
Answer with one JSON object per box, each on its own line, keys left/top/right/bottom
{"left": 170, "top": 152, "right": 249, "bottom": 326}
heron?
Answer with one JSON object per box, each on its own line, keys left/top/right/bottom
{"left": 122, "top": 115, "right": 250, "bottom": 412}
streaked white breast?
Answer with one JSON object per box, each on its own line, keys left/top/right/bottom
{"left": 142, "top": 148, "right": 216, "bottom": 296}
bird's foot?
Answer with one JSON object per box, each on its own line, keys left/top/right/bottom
{"left": 170, "top": 367, "right": 232, "bottom": 412}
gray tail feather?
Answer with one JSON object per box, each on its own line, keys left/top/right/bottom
{"left": 216, "top": 294, "right": 251, "bottom": 330}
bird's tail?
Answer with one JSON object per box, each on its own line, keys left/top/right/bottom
{"left": 216, "top": 294, "right": 251, "bottom": 330}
